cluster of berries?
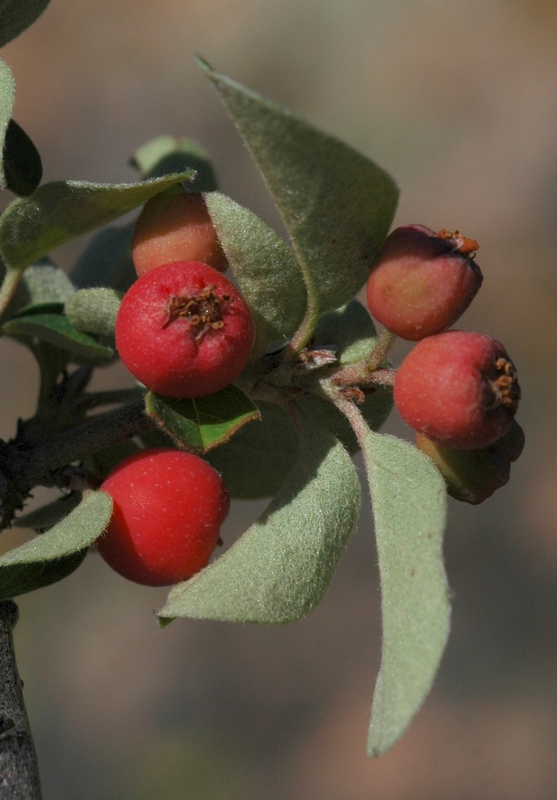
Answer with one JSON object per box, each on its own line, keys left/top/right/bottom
{"left": 98, "top": 193, "right": 523, "bottom": 590}
{"left": 366, "top": 224, "right": 523, "bottom": 504}
{"left": 98, "top": 190, "right": 253, "bottom": 587}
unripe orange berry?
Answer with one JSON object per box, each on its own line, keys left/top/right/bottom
{"left": 366, "top": 225, "right": 482, "bottom": 340}
{"left": 132, "top": 189, "right": 228, "bottom": 276}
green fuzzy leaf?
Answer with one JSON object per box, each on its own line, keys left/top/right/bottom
{"left": 70, "top": 222, "right": 136, "bottom": 293}
{"left": 132, "top": 135, "right": 218, "bottom": 191}
{"left": 0, "top": 0, "right": 51, "bottom": 49}
{"left": 205, "top": 192, "right": 306, "bottom": 354}
{"left": 198, "top": 58, "right": 398, "bottom": 323}
{"left": 0, "top": 490, "right": 112, "bottom": 600}
{"left": 146, "top": 385, "right": 260, "bottom": 454}
{"left": 206, "top": 388, "right": 392, "bottom": 500}
{"left": 313, "top": 299, "right": 378, "bottom": 366}
{"left": 361, "top": 431, "right": 450, "bottom": 757}
{"left": 65, "top": 287, "right": 121, "bottom": 337}
{"left": 13, "top": 492, "right": 82, "bottom": 531}
{"left": 2, "top": 257, "right": 74, "bottom": 318}
{"left": 158, "top": 412, "right": 361, "bottom": 624}
{"left": 3, "top": 119, "right": 42, "bottom": 196}
{"left": 0, "top": 171, "right": 194, "bottom": 271}
{"left": 2, "top": 311, "right": 114, "bottom": 362}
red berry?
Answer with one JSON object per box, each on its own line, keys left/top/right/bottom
{"left": 394, "top": 331, "right": 520, "bottom": 449}
{"left": 366, "top": 224, "right": 483, "bottom": 340}
{"left": 416, "top": 421, "right": 525, "bottom": 504}
{"left": 97, "top": 448, "right": 230, "bottom": 586}
{"left": 115, "top": 260, "right": 254, "bottom": 398}
{"left": 132, "top": 189, "right": 228, "bottom": 277}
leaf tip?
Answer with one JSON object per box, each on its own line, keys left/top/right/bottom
{"left": 194, "top": 54, "right": 214, "bottom": 75}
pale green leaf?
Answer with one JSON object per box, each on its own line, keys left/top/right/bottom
{"left": 65, "top": 287, "right": 121, "bottom": 337}
{"left": 0, "top": 0, "right": 51, "bottom": 49}
{"left": 13, "top": 492, "right": 81, "bottom": 531}
{"left": 3, "top": 258, "right": 75, "bottom": 320}
{"left": 0, "top": 171, "right": 194, "bottom": 270}
{"left": 205, "top": 191, "right": 306, "bottom": 354}
{"left": 0, "top": 490, "right": 112, "bottom": 599}
{"left": 361, "top": 431, "right": 449, "bottom": 757}
{"left": 158, "top": 412, "right": 361, "bottom": 623}
{"left": 198, "top": 58, "right": 398, "bottom": 322}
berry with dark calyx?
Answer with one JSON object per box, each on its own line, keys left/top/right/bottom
{"left": 115, "top": 260, "right": 254, "bottom": 398}
{"left": 97, "top": 448, "right": 230, "bottom": 586}
{"left": 132, "top": 187, "right": 228, "bottom": 277}
{"left": 416, "top": 421, "right": 525, "bottom": 504}
{"left": 366, "top": 224, "right": 483, "bottom": 340}
{"left": 394, "top": 331, "right": 520, "bottom": 449}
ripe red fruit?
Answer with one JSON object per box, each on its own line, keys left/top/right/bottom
{"left": 394, "top": 331, "right": 520, "bottom": 449}
{"left": 97, "top": 448, "right": 230, "bottom": 586}
{"left": 366, "top": 224, "right": 483, "bottom": 340}
{"left": 132, "top": 188, "right": 228, "bottom": 277}
{"left": 416, "top": 421, "right": 525, "bottom": 504}
{"left": 115, "top": 260, "right": 254, "bottom": 398}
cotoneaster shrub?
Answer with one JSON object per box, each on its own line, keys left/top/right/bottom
{"left": 0, "top": 16, "right": 526, "bottom": 796}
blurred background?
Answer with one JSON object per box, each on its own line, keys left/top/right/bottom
{"left": 0, "top": 0, "right": 555, "bottom": 797}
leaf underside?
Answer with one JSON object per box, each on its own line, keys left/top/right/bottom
{"left": 158, "top": 408, "right": 361, "bottom": 624}
{"left": 362, "top": 431, "right": 450, "bottom": 757}
{"left": 198, "top": 57, "right": 399, "bottom": 322}
{"left": 0, "top": 491, "right": 112, "bottom": 599}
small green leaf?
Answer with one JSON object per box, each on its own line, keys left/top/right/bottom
{"left": 146, "top": 385, "right": 260, "bottom": 454}
{"left": 158, "top": 411, "right": 361, "bottom": 624}
{"left": 3, "top": 119, "right": 42, "bottom": 196}
{"left": 0, "top": 490, "right": 112, "bottom": 600}
{"left": 198, "top": 58, "right": 398, "bottom": 322}
{"left": 360, "top": 431, "right": 450, "bottom": 757}
{"left": 131, "top": 135, "right": 218, "bottom": 191}
{"left": 0, "top": 0, "right": 51, "bottom": 49}
{"left": 65, "top": 287, "right": 121, "bottom": 337}
{"left": 205, "top": 192, "right": 306, "bottom": 355}
{"left": 0, "top": 171, "right": 194, "bottom": 271}
{"left": 3, "top": 311, "right": 114, "bottom": 362}
{"left": 69, "top": 222, "right": 136, "bottom": 293}
{"left": 3, "top": 258, "right": 75, "bottom": 320}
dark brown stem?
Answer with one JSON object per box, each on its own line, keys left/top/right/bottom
{"left": 0, "top": 400, "right": 156, "bottom": 529}
{"left": 0, "top": 601, "right": 42, "bottom": 799}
